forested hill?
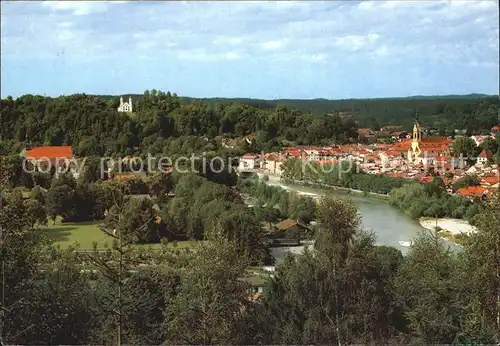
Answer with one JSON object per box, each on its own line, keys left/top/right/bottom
{"left": 98, "top": 93, "right": 499, "bottom": 130}
{"left": 1, "top": 91, "right": 498, "bottom": 157}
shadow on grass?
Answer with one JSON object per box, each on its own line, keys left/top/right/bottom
{"left": 60, "top": 220, "right": 102, "bottom": 226}
{"left": 40, "top": 226, "right": 79, "bottom": 243}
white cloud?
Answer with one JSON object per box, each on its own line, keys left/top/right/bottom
{"left": 57, "top": 21, "right": 73, "bottom": 28}
{"left": 176, "top": 48, "right": 242, "bottom": 62}
{"left": 260, "top": 40, "right": 286, "bottom": 50}
{"left": 334, "top": 34, "right": 380, "bottom": 51}
{"left": 419, "top": 17, "right": 433, "bottom": 25}
{"left": 225, "top": 51, "right": 241, "bottom": 60}
{"left": 372, "top": 45, "right": 389, "bottom": 57}
{"left": 310, "top": 53, "right": 327, "bottom": 62}
{"left": 357, "top": 1, "right": 374, "bottom": 10}
{"left": 40, "top": 1, "right": 108, "bottom": 16}
{"left": 1, "top": 0, "right": 497, "bottom": 69}
{"left": 213, "top": 36, "right": 244, "bottom": 46}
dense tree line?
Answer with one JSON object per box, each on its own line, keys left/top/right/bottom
{"left": 0, "top": 160, "right": 270, "bottom": 265}
{"left": 281, "top": 158, "right": 414, "bottom": 194}
{"left": 239, "top": 177, "right": 317, "bottom": 224}
{"left": 5, "top": 92, "right": 496, "bottom": 157}
{"left": 165, "top": 94, "right": 499, "bottom": 133}
{"left": 390, "top": 178, "right": 484, "bottom": 222}
{"left": 2, "top": 186, "right": 499, "bottom": 344}
{"left": 0, "top": 91, "right": 358, "bottom": 157}
{"left": 1, "top": 89, "right": 499, "bottom": 344}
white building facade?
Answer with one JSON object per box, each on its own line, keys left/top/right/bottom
{"left": 118, "top": 96, "right": 133, "bottom": 113}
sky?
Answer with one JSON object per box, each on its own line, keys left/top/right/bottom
{"left": 1, "top": 0, "right": 499, "bottom": 99}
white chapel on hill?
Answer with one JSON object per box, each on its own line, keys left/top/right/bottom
{"left": 117, "top": 96, "right": 133, "bottom": 113}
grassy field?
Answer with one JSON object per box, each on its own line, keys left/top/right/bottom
{"left": 40, "top": 219, "right": 196, "bottom": 250}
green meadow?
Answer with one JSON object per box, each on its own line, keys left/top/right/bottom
{"left": 40, "top": 219, "right": 195, "bottom": 250}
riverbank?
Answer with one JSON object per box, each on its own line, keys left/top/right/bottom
{"left": 419, "top": 217, "right": 477, "bottom": 247}
{"left": 253, "top": 170, "right": 463, "bottom": 257}
{"left": 259, "top": 172, "right": 390, "bottom": 200}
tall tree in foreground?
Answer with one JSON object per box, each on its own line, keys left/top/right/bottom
{"left": 165, "top": 229, "right": 250, "bottom": 344}
{"left": 261, "top": 196, "right": 405, "bottom": 344}
{"left": 395, "top": 232, "right": 462, "bottom": 343}
{"left": 461, "top": 192, "right": 500, "bottom": 342}
{"left": 314, "top": 196, "right": 361, "bottom": 345}
{"left": 88, "top": 184, "right": 159, "bottom": 345}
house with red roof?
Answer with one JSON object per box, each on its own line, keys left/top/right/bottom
{"left": 477, "top": 149, "right": 493, "bottom": 165}
{"left": 24, "top": 146, "right": 72, "bottom": 160}
{"left": 358, "top": 128, "right": 375, "bottom": 139}
{"left": 262, "top": 153, "right": 285, "bottom": 175}
{"left": 391, "top": 131, "right": 410, "bottom": 140}
{"left": 491, "top": 125, "right": 500, "bottom": 136}
{"left": 480, "top": 175, "right": 499, "bottom": 190}
{"left": 457, "top": 186, "right": 488, "bottom": 201}
{"left": 470, "top": 135, "right": 493, "bottom": 147}
{"left": 111, "top": 171, "right": 147, "bottom": 182}
{"left": 238, "top": 154, "right": 262, "bottom": 171}
{"left": 22, "top": 146, "right": 73, "bottom": 169}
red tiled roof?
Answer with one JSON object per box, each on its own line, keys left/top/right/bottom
{"left": 386, "top": 151, "right": 402, "bottom": 157}
{"left": 479, "top": 149, "right": 492, "bottom": 158}
{"left": 265, "top": 153, "right": 279, "bottom": 161}
{"left": 419, "top": 176, "right": 434, "bottom": 183}
{"left": 482, "top": 176, "right": 500, "bottom": 185}
{"left": 285, "top": 150, "right": 302, "bottom": 158}
{"left": 242, "top": 154, "right": 260, "bottom": 159}
{"left": 113, "top": 172, "right": 144, "bottom": 181}
{"left": 390, "top": 137, "right": 452, "bottom": 152}
{"left": 26, "top": 146, "right": 73, "bottom": 159}
{"left": 457, "top": 186, "right": 487, "bottom": 198}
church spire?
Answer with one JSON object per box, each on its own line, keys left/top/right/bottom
{"left": 412, "top": 109, "right": 422, "bottom": 142}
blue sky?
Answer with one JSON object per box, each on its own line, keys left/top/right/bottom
{"left": 1, "top": 0, "right": 499, "bottom": 99}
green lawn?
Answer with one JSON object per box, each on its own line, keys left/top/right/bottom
{"left": 40, "top": 220, "right": 196, "bottom": 250}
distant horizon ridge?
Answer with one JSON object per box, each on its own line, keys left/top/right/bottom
{"left": 4, "top": 92, "right": 496, "bottom": 102}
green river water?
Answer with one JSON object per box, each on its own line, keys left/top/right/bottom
{"left": 265, "top": 179, "right": 458, "bottom": 264}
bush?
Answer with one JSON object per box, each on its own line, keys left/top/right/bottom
{"left": 408, "top": 202, "right": 428, "bottom": 219}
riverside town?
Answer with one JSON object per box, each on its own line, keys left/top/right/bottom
{"left": 1, "top": 1, "right": 500, "bottom": 345}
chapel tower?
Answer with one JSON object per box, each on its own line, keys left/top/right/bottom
{"left": 409, "top": 117, "right": 422, "bottom": 162}
{"left": 117, "top": 96, "right": 133, "bottom": 113}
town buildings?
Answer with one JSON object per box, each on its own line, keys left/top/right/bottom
{"left": 389, "top": 121, "right": 453, "bottom": 164}
{"left": 244, "top": 119, "right": 498, "bottom": 199}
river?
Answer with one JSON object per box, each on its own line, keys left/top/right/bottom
{"left": 264, "top": 177, "right": 457, "bottom": 263}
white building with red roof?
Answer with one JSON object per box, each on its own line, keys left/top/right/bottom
{"left": 470, "top": 135, "right": 493, "bottom": 147}
{"left": 238, "top": 154, "right": 262, "bottom": 171}
{"left": 477, "top": 149, "right": 492, "bottom": 165}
